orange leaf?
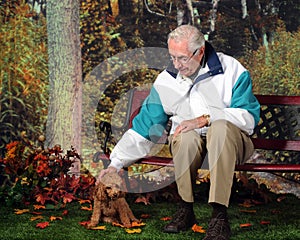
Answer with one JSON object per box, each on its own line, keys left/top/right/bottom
{"left": 134, "top": 196, "right": 151, "bottom": 205}
{"left": 260, "top": 220, "right": 271, "bottom": 225}
{"left": 63, "top": 192, "right": 75, "bottom": 204}
{"left": 50, "top": 216, "right": 62, "bottom": 221}
{"left": 90, "top": 226, "right": 106, "bottom": 230}
{"left": 30, "top": 216, "right": 43, "bottom": 221}
{"left": 62, "top": 210, "right": 69, "bottom": 216}
{"left": 112, "top": 222, "right": 124, "bottom": 228}
{"left": 79, "top": 221, "right": 90, "bottom": 226}
{"left": 14, "top": 209, "right": 30, "bottom": 215}
{"left": 238, "top": 202, "right": 254, "bottom": 208}
{"left": 33, "top": 205, "right": 46, "bottom": 210}
{"left": 81, "top": 204, "right": 92, "bottom": 211}
{"left": 160, "top": 217, "right": 171, "bottom": 221}
{"left": 36, "top": 221, "right": 50, "bottom": 229}
{"left": 131, "top": 222, "right": 146, "bottom": 227}
{"left": 78, "top": 199, "right": 91, "bottom": 204}
{"left": 240, "top": 223, "right": 252, "bottom": 228}
{"left": 191, "top": 224, "right": 206, "bottom": 233}
{"left": 125, "top": 228, "right": 142, "bottom": 234}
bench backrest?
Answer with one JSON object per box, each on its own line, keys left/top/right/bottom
{"left": 125, "top": 89, "right": 300, "bottom": 152}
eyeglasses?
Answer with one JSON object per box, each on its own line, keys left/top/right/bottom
{"left": 170, "top": 49, "right": 198, "bottom": 64}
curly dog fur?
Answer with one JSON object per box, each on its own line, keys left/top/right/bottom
{"left": 87, "top": 172, "right": 139, "bottom": 228}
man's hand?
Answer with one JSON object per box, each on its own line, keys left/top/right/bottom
{"left": 96, "top": 166, "right": 117, "bottom": 185}
{"left": 173, "top": 115, "right": 209, "bottom": 138}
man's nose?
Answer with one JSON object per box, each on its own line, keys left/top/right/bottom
{"left": 172, "top": 59, "right": 182, "bottom": 69}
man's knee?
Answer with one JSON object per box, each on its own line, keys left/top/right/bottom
{"left": 207, "top": 120, "right": 240, "bottom": 140}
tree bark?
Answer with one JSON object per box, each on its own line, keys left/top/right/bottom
{"left": 45, "top": 0, "right": 82, "bottom": 154}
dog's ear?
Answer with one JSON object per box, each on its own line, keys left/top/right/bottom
{"left": 95, "top": 182, "right": 107, "bottom": 201}
{"left": 119, "top": 191, "right": 126, "bottom": 198}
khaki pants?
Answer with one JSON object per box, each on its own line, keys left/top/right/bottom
{"left": 169, "top": 119, "right": 254, "bottom": 207}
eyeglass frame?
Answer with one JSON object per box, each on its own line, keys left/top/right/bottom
{"left": 170, "top": 48, "right": 199, "bottom": 64}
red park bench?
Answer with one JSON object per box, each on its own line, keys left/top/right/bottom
{"left": 95, "top": 89, "right": 300, "bottom": 173}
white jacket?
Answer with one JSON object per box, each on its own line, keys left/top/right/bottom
{"left": 109, "top": 42, "right": 261, "bottom": 170}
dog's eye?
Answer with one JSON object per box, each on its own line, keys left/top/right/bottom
{"left": 106, "top": 187, "right": 112, "bottom": 190}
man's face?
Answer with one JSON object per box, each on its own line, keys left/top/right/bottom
{"left": 168, "top": 39, "right": 203, "bottom": 77}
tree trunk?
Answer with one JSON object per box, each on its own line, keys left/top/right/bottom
{"left": 176, "top": 0, "right": 194, "bottom": 25}
{"left": 45, "top": 0, "right": 82, "bottom": 154}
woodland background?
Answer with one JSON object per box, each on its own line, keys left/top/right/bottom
{"left": 0, "top": 0, "right": 299, "bottom": 206}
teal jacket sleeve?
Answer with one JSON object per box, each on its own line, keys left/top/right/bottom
{"left": 230, "top": 71, "right": 261, "bottom": 126}
{"left": 131, "top": 87, "right": 169, "bottom": 142}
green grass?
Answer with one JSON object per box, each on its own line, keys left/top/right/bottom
{"left": 0, "top": 194, "right": 299, "bottom": 240}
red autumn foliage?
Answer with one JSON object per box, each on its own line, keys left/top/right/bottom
{"left": 36, "top": 221, "right": 50, "bottom": 229}
{"left": 0, "top": 136, "right": 95, "bottom": 206}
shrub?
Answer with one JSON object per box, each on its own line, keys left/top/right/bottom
{"left": 0, "top": 136, "right": 95, "bottom": 207}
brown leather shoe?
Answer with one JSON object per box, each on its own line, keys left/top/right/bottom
{"left": 203, "top": 213, "right": 231, "bottom": 240}
{"left": 163, "top": 205, "right": 197, "bottom": 233}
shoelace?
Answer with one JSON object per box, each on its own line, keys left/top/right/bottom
{"left": 171, "top": 208, "right": 191, "bottom": 223}
{"left": 206, "top": 218, "right": 230, "bottom": 237}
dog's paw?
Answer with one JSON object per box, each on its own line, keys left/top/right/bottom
{"left": 123, "top": 222, "right": 132, "bottom": 228}
{"left": 87, "top": 223, "right": 97, "bottom": 229}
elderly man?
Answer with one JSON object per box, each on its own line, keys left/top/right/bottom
{"left": 99, "top": 25, "right": 260, "bottom": 239}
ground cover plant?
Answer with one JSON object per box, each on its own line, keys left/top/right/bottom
{"left": 0, "top": 191, "right": 299, "bottom": 240}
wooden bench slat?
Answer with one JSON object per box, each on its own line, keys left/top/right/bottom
{"left": 97, "top": 154, "right": 300, "bottom": 172}
{"left": 235, "top": 163, "right": 300, "bottom": 172}
{"left": 252, "top": 138, "right": 300, "bottom": 151}
{"left": 255, "top": 95, "right": 300, "bottom": 105}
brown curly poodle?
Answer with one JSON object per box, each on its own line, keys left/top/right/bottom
{"left": 87, "top": 172, "right": 139, "bottom": 228}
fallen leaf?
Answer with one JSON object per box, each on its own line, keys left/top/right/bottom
{"left": 239, "top": 209, "right": 257, "bottom": 213}
{"left": 134, "top": 196, "right": 151, "bottom": 205}
{"left": 191, "top": 224, "right": 206, "bottom": 233}
{"left": 79, "top": 221, "right": 90, "bottom": 226}
{"left": 160, "top": 217, "right": 171, "bottom": 221}
{"left": 14, "top": 209, "right": 30, "bottom": 215}
{"left": 90, "top": 226, "right": 106, "bottom": 230}
{"left": 125, "top": 228, "right": 142, "bottom": 234}
{"left": 81, "top": 204, "right": 92, "bottom": 211}
{"left": 33, "top": 205, "right": 46, "bottom": 210}
{"left": 50, "top": 216, "right": 62, "bottom": 221}
{"left": 260, "top": 220, "right": 271, "bottom": 225}
{"left": 131, "top": 222, "right": 146, "bottom": 227}
{"left": 112, "top": 222, "right": 124, "bottom": 228}
{"left": 30, "top": 216, "right": 43, "bottom": 221}
{"left": 240, "top": 223, "right": 252, "bottom": 228}
{"left": 36, "top": 221, "right": 50, "bottom": 229}
{"left": 238, "top": 202, "right": 254, "bottom": 208}
{"left": 140, "top": 214, "right": 150, "bottom": 219}
{"left": 78, "top": 199, "right": 91, "bottom": 204}
{"left": 62, "top": 210, "right": 69, "bottom": 216}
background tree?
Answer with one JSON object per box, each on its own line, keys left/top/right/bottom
{"left": 45, "top": 0, "right": 82, "bottom": 153}
{"left": 0, "top": 1, "right": 48, "bottom": 157}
